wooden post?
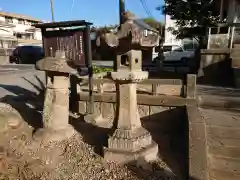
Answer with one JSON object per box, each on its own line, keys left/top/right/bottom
{"left": 85, "top": 25, "right": 94, "bottom": 114}
{"left": 230, "top": 26, "right": 235, "bottom": 49}
{"left": 152, "top": 83, "right": 157, "bottom": 96}
{"left": 207, "top": 28, "right": 211, "bottom": 49}
{"left": 69, "top": 75, "right": 79, "bottom": 114}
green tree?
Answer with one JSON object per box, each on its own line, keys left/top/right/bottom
{"left": 143, "top": 18, "right": 163, "bottom": 30}
{"left": 158, "top": 0, "right": 220, "bottom": 39}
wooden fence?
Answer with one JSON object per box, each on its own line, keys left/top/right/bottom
{"left": 70, "top": 74, "right": 197, "bottom": 114}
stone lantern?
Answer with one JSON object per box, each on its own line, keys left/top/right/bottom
{"left": 34, "top": 20, "right": 93, "bottom": 142}
{"left": 102, "top": 16, "right": 159, "bottom": 165}
{"left": 34, "top": 50, "right": 77, "bottom": 142}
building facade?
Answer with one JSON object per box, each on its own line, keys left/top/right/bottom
{"left": 0, "top": 11, "right": 42, "bottom": 43}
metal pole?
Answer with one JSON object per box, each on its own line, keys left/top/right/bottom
{"left": 50, "top": 0, "right": 55, "bottom": 22}
{"left": 85, "top": 25, "right": 94, "bottom": 114}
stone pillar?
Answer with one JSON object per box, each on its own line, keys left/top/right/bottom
{"left": 84, "top": 77, "right": 104, "bottom": 125}
{"left": 104, "top": 50, "right": 158, "bottom": 166}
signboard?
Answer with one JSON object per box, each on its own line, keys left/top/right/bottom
{"left": 42, "top": 28, "right": 85, "bottom": 66}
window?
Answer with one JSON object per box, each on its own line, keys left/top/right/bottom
{"left": 5, "top": 17, "right": 13, "bottom": 23}
{"left": 172, "top": 45, "right": 183, "bottom": 52}
{"left": 18, "top": 19, "right": 24, "bottom": 24}
{"left": 162, "top": 46, "right": 172, "bottom": 52}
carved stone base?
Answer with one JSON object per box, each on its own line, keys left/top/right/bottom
{"left": 104, "top": 141, "right": 158, "bottom": 166}
{"left": 104, "top": 127, "right": 158, "bottom": 165}
{"left": 33, "top": 125, "right": 76, "bottom": 144}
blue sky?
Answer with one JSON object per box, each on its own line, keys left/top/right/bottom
{"left": 0, "top": 0, "right": 164, "bottom": 26}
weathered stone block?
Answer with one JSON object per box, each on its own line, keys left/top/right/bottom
{"left": 138, "top": 105, "right": 149, "bottom": 119}
{"left": 209, "top": 156, "right": 240, "bottom": 174}
{"left": 102, "top": 103, "right": 115, "bottom": 121}
{"left": 210, "top": 168, "right": 240, "bottom": 180}
{"left": 78, "top": 101, "right": 86, "bottom": 114}
{"left": 206, "top": 126, "right": 240, "bottom": 139}
{"left": 208, "top": 146, "right": 240, "bottom": 159}
{"left": 207, "top": 137, "right": 240, "bottom": 148}
{"left": 188, "top": 107, "right": 208, "bottom": 180}
{"left": 149, "top": 106, "right": 170, "bottom": 121}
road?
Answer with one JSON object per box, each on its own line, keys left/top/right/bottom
{"left": 0, "top": 64, "right": 45, "bottom": 98}
{"left": 0, "top": 64, "right": 35, "bottom": 74}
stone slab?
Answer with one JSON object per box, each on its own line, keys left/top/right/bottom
{"left": 209, "top": 156, "right": 240, "bottom": 174}
{"left": 208, "top": 146, "right": 240, "bottom": 159}
{"left": 187, "top": 106, "right": 208, "bottom": 180}
{"left": 206, "top": 126, "right": 240, "bottom": 139}
{"left": 207, "top": 137, "right": 240, "bottom": 147}
{"left": 210, "top": 168, "right": 240, "bottom": 180}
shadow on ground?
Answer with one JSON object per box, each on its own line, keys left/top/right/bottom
{"left": 141, "top": 106, "right": 189, "bottom": 179}
{"left": 0, "top": 75, "right": 45, "bottom": 131}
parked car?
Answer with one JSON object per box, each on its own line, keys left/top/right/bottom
{"left": 153, "top": 44, "right": 196, "bottom": 65}
{"left": 9, "top": 45, "right": 44, "bottom": 64}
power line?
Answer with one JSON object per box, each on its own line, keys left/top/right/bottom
{"left": 139, "top": 0, "right": 155, "bottom": 19}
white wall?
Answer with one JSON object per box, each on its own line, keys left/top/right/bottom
{"left": 0, "top": 27, "right": 13, "bottom": 36}
{"left": 164, "top": 14, "right": 182, "bottom": 45}
{"left": 34, "top": 30, "right": 42, "bottom": 40}
{"left": 0, "top": 15, "right": 42, "bottom": 40}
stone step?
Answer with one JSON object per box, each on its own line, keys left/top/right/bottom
{"left": 231, "top": 51, "right": 240, "bottom": 58}
{"left": 209, "top": 156, "right": 240, "bottom": 174}
{"left": 234, "top": 44, "right": 240, "bottom": 49}
{"left": 208, "top": 146, "right": 240, "bottom": 159}
{"left": 202, "top": 109, "right": 240, "bottom": 127}
{"left": 208, "top": 136, "right": 240, "bottom": 147}
{"left": 231, "top": 58, "right": 240, "bottom": 68}
{"left": 210, "top": 168, "right": 240, "bottom": 180}
{"left": 206, "top": 125, "right": 240, "bottom": 139}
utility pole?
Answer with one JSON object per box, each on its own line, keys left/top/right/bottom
{"left": 119, "top": 0, "right": 125, "bottom": 25}
{"left": 50, "top": 0, "right": 55, "bottom": 22}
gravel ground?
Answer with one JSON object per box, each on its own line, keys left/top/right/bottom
{"left": 0, "top": 125, "right": 175, "bottom": 180}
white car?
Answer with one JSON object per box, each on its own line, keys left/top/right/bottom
{"left": 156, "top": 45, "right": 196, "bottom": 64}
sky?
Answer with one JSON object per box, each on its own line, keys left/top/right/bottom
{"left": 0, "top": 0, "right": 165, "bottom": 26}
